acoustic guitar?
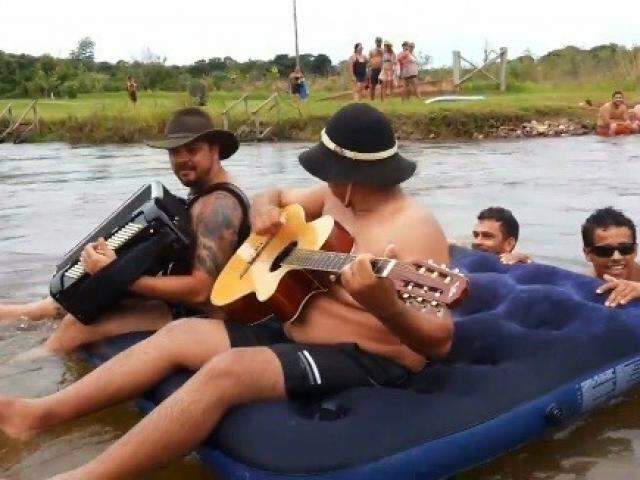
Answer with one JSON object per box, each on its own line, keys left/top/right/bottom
{"left": 211, "top": 204, "right": 468, "bottom": 324}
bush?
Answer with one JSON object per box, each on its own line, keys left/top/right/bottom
{"left": 60, "top": 81, "right": 79, "bottom": 99}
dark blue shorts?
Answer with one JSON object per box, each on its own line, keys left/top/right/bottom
{"left": 225, "top": 319, "right": 411, "bottom": 399}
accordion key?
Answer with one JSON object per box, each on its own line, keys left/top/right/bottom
{"left": 50, "top": 182, "right": 190, "bottom": 324}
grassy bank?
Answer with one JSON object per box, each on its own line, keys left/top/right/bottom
{"left": 0, "top": 87, "right": 612, "bottom": 144}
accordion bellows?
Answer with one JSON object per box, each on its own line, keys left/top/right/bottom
{"left": 49, "top": 182, "right": 190, "bottom": 324}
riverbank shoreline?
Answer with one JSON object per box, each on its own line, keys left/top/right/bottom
{"left": 25, "top": 108, "right": 596, "bottom": 145}
{"left": 0, "top": 91, "right": 605, "bottom": 144}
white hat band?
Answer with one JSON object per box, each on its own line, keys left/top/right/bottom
{"left": 321, "top": 129, "right": 398, "bottom": 161}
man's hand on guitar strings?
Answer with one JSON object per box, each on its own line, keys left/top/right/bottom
{"left": 250, "top": 204, "right": 283, "bottom": 237}
{"left": 340, "top": 249, "right": 403, "bottom": 321}
{"left": 80, "top": 238, "right": 117, "bottom": 275}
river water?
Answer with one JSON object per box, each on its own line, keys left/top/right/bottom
{"left": 1, "top": 136, "right": 640, "bottom": 479}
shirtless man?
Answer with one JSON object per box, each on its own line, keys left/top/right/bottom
{"left": 126, "top": 76, "right": 138, "bottom": 107}
{"left": 597, "top": 91, "right": 634, "bottom": 136}
{"left": 582, "top": 207, "right": 640, "bottom": 308}
{"left": 368, "top": 37, "right": 384, "bottom": 100}
{"left": 630, "top": 103, "right": 640, "bottom": 132}
{"left": 471, "top": 207, "right": 530, "bottom": 265}
{"left": 0, "top": 103, "right": 455, "bottom": 480}
{"left": 0, "top": 108, "right": 249, "bottom": 355}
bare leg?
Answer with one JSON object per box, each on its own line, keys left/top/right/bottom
{"left": 43, "top": 298, "right": 173, "bottom": 355}
{"left": 0, "top": 318, "right": 229, "bottom": 441}
{"left": 0, "top": 297, "right": 64, "bottom": 322}
{"left": 49, "top": 347, "right": 285, "bottom": 480}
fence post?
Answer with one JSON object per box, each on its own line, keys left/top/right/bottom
{"left": 452, "top": 51, "right": 461, "bottom": 89}
{"left": 499, "top": 47, "right": 508, "bottom": 92}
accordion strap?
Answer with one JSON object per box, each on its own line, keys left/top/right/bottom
{"left": 188, "top": 182, "right": 251, "bottom": 249}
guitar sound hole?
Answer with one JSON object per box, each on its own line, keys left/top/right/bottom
{"left": 270, "top": 241, "right": 298, "bottom": 272}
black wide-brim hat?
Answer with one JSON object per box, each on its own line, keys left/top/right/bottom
{"left": 299, "top": 103, "right": 416, "bottom": 187}
{"left": 147, "top": 107, "right": 238, "bottom": 160}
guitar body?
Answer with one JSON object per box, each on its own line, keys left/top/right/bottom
{"left": 212, "top": 205, "right": 354, "bottom": 324}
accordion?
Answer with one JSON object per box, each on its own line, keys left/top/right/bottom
{"left": 50, "top": 182, "right": 190, "bottom": 324}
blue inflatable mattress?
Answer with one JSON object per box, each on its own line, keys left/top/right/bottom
{"left": 85, "top": 246, "right": 640, "bottom": 479}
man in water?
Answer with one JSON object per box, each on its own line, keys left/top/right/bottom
{"left": 596, "top": 91, "right": 636, "bottom": 135}
{"left": 368, "top": 37, "right": 384, "bottom": 100}
{"left": 471, "top": 207, "right": 530, "bottom": 264}
{"left": 0, "top": 108, "right": 250, "bottom": 355}
{"left": 582, "top": 207, "right": 640, "bottom": 307}
{"left": 0, "top": 103, "right": 455, "bottom": 480}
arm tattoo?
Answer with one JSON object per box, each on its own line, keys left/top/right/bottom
{"left": 191, "top": 192, "right": 243, "bottom": 278}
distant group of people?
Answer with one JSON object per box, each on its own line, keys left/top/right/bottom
{"left": 348, "top": 36, "right": 420, "bottom": 101}
{"left": 468, "top": 205, "right": 640, "bottom": 307}
{"left": 597, "top": 90, "right": 640, "bottom": 136}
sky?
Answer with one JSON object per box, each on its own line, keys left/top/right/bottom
{"left": 2, "top": 0, "right": 638, "bottom": 67}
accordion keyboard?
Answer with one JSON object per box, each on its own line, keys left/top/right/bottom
{"left": 65, "top": 222, "right": 146, "bottom": 279}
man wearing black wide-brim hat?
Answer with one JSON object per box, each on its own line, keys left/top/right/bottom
{"left": 22, "top": 107, "right": 252, "bottom": 355}
{"left": 0, "top": 104, "right": 456, "bottom": 480}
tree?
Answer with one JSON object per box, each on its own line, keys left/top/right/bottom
{"left": 70, "top": 37, "right": 96, "bottom": 67}
{"left": 310, "top": 54, "right": 332, "bottom": 75}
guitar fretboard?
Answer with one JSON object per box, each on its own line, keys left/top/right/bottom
{"left": 282, "top": 249, "right": 393, "bottom": 276}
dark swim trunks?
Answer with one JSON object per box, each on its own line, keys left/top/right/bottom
{"left": 225, "top": 319, "right": 411, "bottom": 398}
{"left": 370, "top": 68, "right": 382, "bottom": 86}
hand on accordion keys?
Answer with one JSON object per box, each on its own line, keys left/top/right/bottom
{"left": 80, "top": 238, "right": 117, "bottom": 275}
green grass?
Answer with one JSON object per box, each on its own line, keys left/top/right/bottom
{"left": 0, "top": 84, "right": 613, "bottom": 144}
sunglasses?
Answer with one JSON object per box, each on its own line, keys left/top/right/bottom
{"left": 589, "top": 242, "right": 636, "bottom": 258}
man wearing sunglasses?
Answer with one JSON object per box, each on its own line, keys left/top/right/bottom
{"left": 582, "top": 207, "right": 640, "bottom": 308}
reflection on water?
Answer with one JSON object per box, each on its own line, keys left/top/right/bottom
{"left": 0, "top": 135, "right": 639, "bottom": 479}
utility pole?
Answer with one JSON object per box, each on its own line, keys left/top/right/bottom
{"left": 293, "top": 0, "right": 300, "bottom": 68}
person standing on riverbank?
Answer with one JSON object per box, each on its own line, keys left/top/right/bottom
{"left": 596, "top": 91, "right": 635, "bottom": 135}
{"left": 380, "top": 41, "right": 397, "bottom": 101}
{"left": 368, "top": 37, "right": 384, "bottom": 101}
{"left": 349, "top": 43, "right": 368, "bottom": 101}
{"left": 126, "top": 76, "right": 138, "bottom": 108}
{"left": 288, "top": 66, "right": 306, "bottom": 100}
{"left": 0, "top": 108, "right": 250, "bottom": 356}
{"left": 397, "top": 41, "right": 420, "bottom": 101}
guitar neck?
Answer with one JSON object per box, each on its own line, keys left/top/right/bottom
{"left": 282, "top": 248, "right": 396, "bottom": 277}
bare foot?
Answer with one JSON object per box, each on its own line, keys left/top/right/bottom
{"left": 0, "top": 396, "right": 42, "bottom": 441}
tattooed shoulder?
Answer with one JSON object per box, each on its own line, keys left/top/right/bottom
{"left": 191, "top": 191, "right": 244, "bottom": 277}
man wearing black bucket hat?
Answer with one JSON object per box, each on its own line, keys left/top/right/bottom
{"left": 0, "top": 104, "right": 454, "bottom": 480}
{"left": 0, "top": 107, "right": 251, "bottom": 356}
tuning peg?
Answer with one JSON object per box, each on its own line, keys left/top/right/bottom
{"left": 434, "top": 291, "right": 441, "bottom": 297}
{"left": 444, "top": 277, "right": 451, "bottom": 284}
{"left": 418, "top": 266, "right": 426, "bottom": 274}
{"left": 407, "top": 283, "right": 414, "bottom": 290}
{"left": 401, "top": 293, "right": 410, "bottom": 299}
{"left": 441, "top": 263, "right": 447, "bottom": 269}
{"left": 430, "top": 300, "right": 439, "bottom": 307}
{"left": 431, "top": 271, "right": 438, "bottom": 278}
{"left": 427, "top": 259, "right": 434, "bottom": 265}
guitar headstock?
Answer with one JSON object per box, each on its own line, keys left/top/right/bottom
{"left": 388, "top": 259, "right": 468, "bottom": 312}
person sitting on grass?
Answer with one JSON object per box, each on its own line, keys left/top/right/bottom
{"left": 596, "top": 91, "right": 636, "bottom": 136}
{"left": 582, "top": 207, "right": 640, "bottom": 308}
{"left": 471, "top": 207, "right": 531, "bottom": 265}
{"left": 0, "top": 103, "right": 455, "bottom": 480}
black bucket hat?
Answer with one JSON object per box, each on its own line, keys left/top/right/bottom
{"left": 147, "top": 107, "right": 239, "bottom": 160}
{"left": 299, "top": 103, "right": 416, "bottom": 187}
